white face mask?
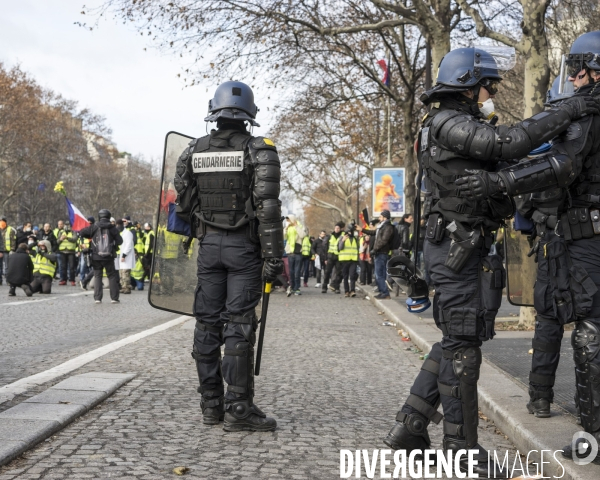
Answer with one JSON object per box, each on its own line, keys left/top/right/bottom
{"left": 478, "top": 98, "right": 496, "bottom": 120}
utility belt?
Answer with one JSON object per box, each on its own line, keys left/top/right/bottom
{"left": 560, "top": 206, "right": 600, "bottom": 242}
{"left": 531, "top": 210, "right": 559, "bottom": 237}
{"left": 205, "top": 225, "right": 247, "bottom": 235}
{"left": 425, "top": 213, "right": 492, "bottom": 273}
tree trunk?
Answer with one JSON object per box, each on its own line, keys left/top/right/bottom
{"left": 520, "top": 0, "right": 551, "bottom": 117}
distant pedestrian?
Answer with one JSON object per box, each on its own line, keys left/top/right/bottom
{"left": 361, "top": 210, "right": 394, "bottom": 299}
{"left": 312, "top": 231, "right": 327, "bottom": 288}
{"left": 57, "top": 223, "right": 78, "bottom": 286}
{"left": 78, "top": 209, "right": 122, "bottom": 304}
{"left": 6, "top": 243, "right": 33, "bottom": 297}
{"left": 359, "top": 234, "right": 372, "bottom": 286}
{"left": 116, "top": 219, "right": 134, "bottom": 294}
{"left": 0, "top": 215, "right": 17, "bottom": 284}
{"left": 37, "top": 223, "right": 58, "bottom": 253}
{"left": 284, "top": 215, "right": 305, "bottom": 296}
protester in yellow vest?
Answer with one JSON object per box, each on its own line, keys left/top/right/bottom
{"left": 301, "top": 235, "right": 312, "bottom": 288}
{"left": 131, "top": 257, "right": 145, "bottom": 291}
{"left": 57, "top": 223, "right": 77, "bottom": 285}
{"left": 338, "top": 228, "right": 359, "bottom": 297}
{"left": 143, "top": 223, "right": 155, "bottom": 281}
{"left": 30, "top": 240, "right": 57, "bottom": 294}
{"left": 156, "top": 225, "right": 181, "bottom": 294}
{"left": 0, "top": 216, "right": 17, "bottom": 286}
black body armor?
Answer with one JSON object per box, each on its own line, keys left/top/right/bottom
{"left": 174, "top": 126, "right": 284, "bottom": 258}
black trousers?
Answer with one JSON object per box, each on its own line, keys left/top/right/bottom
{"left": 193, "top": 232, "right": 263, "bottom": 401}
{"left": 359, "top": 260, "right": 372, "bottom": 285}
{"left": 401, "top": 236, "right": 494, "bottom": 433}
{"left": 59, "top": 252, "right": 77, "bottom": 281}
{"left": 91, "top": 257, "right": 119, "bottom": 301}
{"left": 323, "top": 254, "right": 342, "bottom": 290}
{"left": 342, "top": 261, "right": 357, "bottom": 293}
{"left": 529, "top": 230, "right": 566, "bottom": 399}
{"left": 31, "top": 274, "right": 52, "bottom": 294}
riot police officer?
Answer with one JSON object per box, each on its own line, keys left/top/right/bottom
{"left": 174, "top": 81, "right": 284, "bottom": 431}
{"left": 516, "top": 78, "right": 575, "bottom": 419}
{"left": 456, "top": 31, "right": 600, "bottom": 463}
{"left": 383, "top": 45, "right": 598, "bottom": 477}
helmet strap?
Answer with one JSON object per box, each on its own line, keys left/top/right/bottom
{"left": 473, "top": 84, "right": 482, "bottom": 103}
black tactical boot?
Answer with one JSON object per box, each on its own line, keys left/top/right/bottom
{"left": 383, "top": 412, "right": 431, "bottom": 459}
{"left": 526, "top": 397, "right": 551, "bottom": 418}
{"left": 223, "top": 399, "right": 276, "bottom": 432}
{"left": 199, "top": 386, "right": 224, "bottom": 425}
{"left": 443, "top": 437, "right": 511, "bottom": 478}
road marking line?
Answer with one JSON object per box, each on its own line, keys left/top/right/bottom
{"left": 0, "top": 291, "right": 94, "bottom": 306}
{"left": 0, "top": 314, "right": 190, "bottom": 405}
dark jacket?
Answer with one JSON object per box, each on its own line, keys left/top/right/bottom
{"left": 396, "top": 222, "right": 412, "bottom": 253}
{"left": 16, "top": 229, "right": 34, "bottom": 246}
{"left": 79, "top": 219, "right": 123, "bottom": 261}
{"left": 6, "top": 247, "right": 34, "bottom": 285}
{"left": 37, "top": 230, "right": 58, "bottom": 253}
{"left": 312, "top": 237, "right": 327, "bottom": 258}
{"left": 362, "top": 220, "right": 394, "bottom": 254}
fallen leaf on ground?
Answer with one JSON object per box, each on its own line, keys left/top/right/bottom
{"left": 173, "top": 467, "right": 190, "bottom": 476}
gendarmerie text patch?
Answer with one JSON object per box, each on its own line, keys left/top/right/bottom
{"left": 191, "top": 151, "right": 244, "bottom": 173}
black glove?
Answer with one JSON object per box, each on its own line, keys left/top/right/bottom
{"left": 559, "top": 95, "right": 600, "bottom": 119}
{"left": 263, "top": 258, "right": 283, "bottom": 282}
{"left": 454, "top": 169, "right": 506, "bottom": 200}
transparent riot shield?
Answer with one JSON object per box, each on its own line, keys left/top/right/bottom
{"left": 503, "top": 223, "right": 535, "bottom": 307}
{"left": 148, "top": 131, "right": 197, "bottom": 315}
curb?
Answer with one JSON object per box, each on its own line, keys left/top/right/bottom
{"left": 0, "top": 372, "right": 136, "bottom": 467}
{"left": 360, "top": 287, "right": 600, "bottom": 480}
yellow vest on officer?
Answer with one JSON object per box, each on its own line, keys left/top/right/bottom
{"left": 33, "top": 254, "right": 56, "bottom": 277}
{"left": 338, "top": 236, "right": 359, "bottom": 262}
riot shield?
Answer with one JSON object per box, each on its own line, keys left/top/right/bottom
{"left": 148, "top": 131, "right": 197, "bottom": 315}
{"left": 503, "top": 223, "right": 535, "bottom": 307}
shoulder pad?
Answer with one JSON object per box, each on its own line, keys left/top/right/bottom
{"left": 430, "top": 109, "right": 469, "bottom": 128}
{"left": 192, "top": 135, "right": 211, "bottom": 153}
{"left": 249, "top": 136, "right": 277, "bottom": 151}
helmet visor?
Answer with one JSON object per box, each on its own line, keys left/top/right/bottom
{"left": 474, "top": 45, "right": 516, "bottom": 78}
{"left": 558, "top": 54, "right": 581, "bottom": 94}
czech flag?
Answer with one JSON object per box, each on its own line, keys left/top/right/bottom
{"left": 377, "top": 59, "right": 390, "bottom": 86}
{"left": 66, "top": 197, "right": 90, "bottom": 232}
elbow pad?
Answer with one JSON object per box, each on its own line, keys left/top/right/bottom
{"left": 499, "top": 108, "right": 571, "bottom": 160}
{"left": 499, "top": 154, "right": 574, "bottom": 196}
{"left": 432, "top": 110, "right": 496, "bottom": 160}
{"left": 254, "top": 148, "right": 281, "bottom": 200}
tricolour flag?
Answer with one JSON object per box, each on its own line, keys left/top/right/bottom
{"left": 377, "top": 59, "right": 390, "bottom": 86}
{"left": 66, "top": 197, "right": 90, "bottom": 232}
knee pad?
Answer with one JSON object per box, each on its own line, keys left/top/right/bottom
{"left": 572, "top": 320, "right": 600, "bottom": 365}
{"left": 229, "top": 310, "right": 258, "bottom": 345}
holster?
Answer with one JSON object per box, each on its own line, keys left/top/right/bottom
{"left": 444, "top": 229, "right": 481, "bottom": 274}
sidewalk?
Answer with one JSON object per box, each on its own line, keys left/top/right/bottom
{"left": 359, "top": 283, "right": 600, "bottom": 480}
{"left": 0, "top": 282, "right": 517, "bottom": 479}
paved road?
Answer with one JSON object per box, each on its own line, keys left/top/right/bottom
{"left": 0, "top": 280, "right": 516, "bottom": 479}
{"left": 0, "top": 283, "right": 178, "bottom": 390}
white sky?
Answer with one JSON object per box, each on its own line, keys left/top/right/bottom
{"left": 0, "top": 0, "right": 275, "bottom": 164}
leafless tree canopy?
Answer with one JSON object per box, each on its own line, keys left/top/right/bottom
{"left": 0, "top": 63, "right": 159, "bottom": 226}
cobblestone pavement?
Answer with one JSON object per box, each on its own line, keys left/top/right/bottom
{"left": 0, "top": 281, "right": 517, "bottom": 479}
{"left": 0, "top": 283, "right": 178, "bottom": 389}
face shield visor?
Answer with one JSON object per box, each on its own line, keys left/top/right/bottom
{"left": 473, "top": 45, "right": 516, "bottom": 82}
{"left": 559, "top": 52, "right": 600, "bottom": 93}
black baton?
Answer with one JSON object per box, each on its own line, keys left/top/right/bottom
{"left": 254, "top": 281, "right": 272, "bottom": 376}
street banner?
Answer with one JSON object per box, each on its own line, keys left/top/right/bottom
{"left": 372, "top": 167, "right": 405, "bottom": 217}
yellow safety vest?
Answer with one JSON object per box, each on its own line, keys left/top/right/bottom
{"left": 328, "top": 233, "right": 340, "bottom": 255}
{"left": 144, "top": 230, "right": 155, "bottom": 255}
{"left": 131, "top": 257, "right": 145, "bottom": 280}
{"left": 58, "top": 231, "right": 77, "bottom": 251}
{"left": 135, "top": 230, "right": 145, "bottom": 255}
{"left": 301, "top": 236, "right": 311, "bottom": 256}
{"left": 33, "top": 254, "right": 56, "bottom": 277}
{"left": 3, "top": 226, "right": 15, "bottom": 251}
{"left": 338, "top": 236, "right": 359, "bottom": 262}
{"left": 159, "top": 227, "right": 180, "bottom": 259}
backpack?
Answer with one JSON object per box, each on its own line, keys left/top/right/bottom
{"left": 92, "top": 226, "right": 113, "bottom": 257}
{"left": 390, "top": 224, "right": 402, "bottom": 250}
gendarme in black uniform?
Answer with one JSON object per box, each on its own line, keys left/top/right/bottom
{"left": 174, "top": 81, "right": 284, "bottom": 431}
{"left": 456, "top": 31, "right": 600, "bottom": 462}
{"left": 383, "top": 46, "right": 597, "bottom": 478}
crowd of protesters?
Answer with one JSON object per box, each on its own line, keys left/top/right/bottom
{"left": 0, "top": 214, "right": 155, "bottom": 302}
{"left": 274, "top": 210, "right": 426, "bottom": 300}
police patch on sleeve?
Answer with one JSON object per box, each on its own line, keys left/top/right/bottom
{"left": 191, "top": 151, "right": 244, "bottom": 173}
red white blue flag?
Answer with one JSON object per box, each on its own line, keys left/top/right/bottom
{"left": 377, "top": 59, "right": 390, "bottom": 86}
{"left": 65, "top": 197, "right": 90, "bottom": 232}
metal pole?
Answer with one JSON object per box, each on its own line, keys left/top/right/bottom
{"left": 356, "top": 165, "right": 360, "bottom": 221}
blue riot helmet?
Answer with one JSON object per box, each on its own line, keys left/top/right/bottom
{"left": 421, "top": 46, "right": 515, "bottom": 105}
{"left": 558, "top": 30, "right": 600, "bottom": 95}
{"left": 387, "top": 255, "right": 431, "bottom": 313}
{"left": 204, "top": 81, "right": 260, "bottom": 127}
